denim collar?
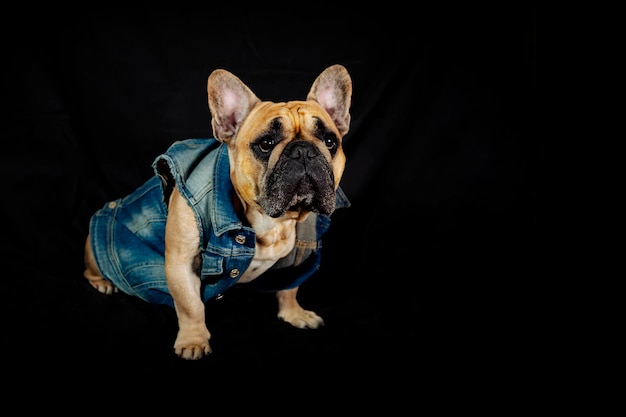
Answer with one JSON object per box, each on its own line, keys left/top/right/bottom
{"left": 209, "top": 142, "right": 245, "bottom": 236}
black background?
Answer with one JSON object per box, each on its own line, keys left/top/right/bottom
{"left": 2, "top": 8, "right": 538, "bottom": 399}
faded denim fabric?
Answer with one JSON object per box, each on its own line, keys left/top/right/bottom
{"left": 89, "top": 138, "right": 350, "bottom": 309}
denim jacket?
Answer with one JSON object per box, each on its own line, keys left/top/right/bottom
{"left": 89, "top": 138, "right": 350, "bottom": 309}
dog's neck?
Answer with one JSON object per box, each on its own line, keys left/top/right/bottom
{"left": 233, "top": 192, "right": 308, "bottom": 283}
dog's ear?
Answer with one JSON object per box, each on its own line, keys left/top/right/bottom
{"left": 207, "top": 69, "right": 261, "bottom": 143}
{"left": 306, "top": 64, "right": 352, "bottom": 137}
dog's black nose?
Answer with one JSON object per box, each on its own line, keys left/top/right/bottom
{"left": 284, "top": 141, "right": 320, "bottom": 161}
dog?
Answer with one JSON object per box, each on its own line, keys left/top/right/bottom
{"left": 83, "top": 64, "right": 352, "bottom": 360}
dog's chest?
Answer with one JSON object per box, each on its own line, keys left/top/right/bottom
{"left": 237, "top": 220, "right": 297, "bottom": 283}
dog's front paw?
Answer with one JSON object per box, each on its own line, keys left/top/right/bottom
{"left": 174, "top": 342, "right": 211, "bottom": 360}
{"left": 173, "top": 325, "right": 212, "bottom": 360}
{"left": 278, "top": 307, "right": 325, "bottom": 329}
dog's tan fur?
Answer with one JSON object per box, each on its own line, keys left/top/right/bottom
{"left": 84, "top": 64, "right": 352, "bottom": 360}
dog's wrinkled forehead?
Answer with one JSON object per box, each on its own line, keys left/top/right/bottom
{"left": 245, "top": 100, "right": 340, "bottom": 146}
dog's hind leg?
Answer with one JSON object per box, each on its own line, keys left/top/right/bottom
{"left": 276, "top": 287, "right": 324, "bottom": 329}
{"left": 83, "top": 234, "right": 118, "bottom": 295}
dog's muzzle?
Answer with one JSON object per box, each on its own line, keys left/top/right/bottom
{"left": 260, "top": 141, "right": 336, "bottom": 218}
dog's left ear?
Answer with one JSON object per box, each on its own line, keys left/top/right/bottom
{"left": 207, "top": 69, "right": 261, "bottom": 143}
{"left": 307, "top": 64, "right": 352, "bottom": 136}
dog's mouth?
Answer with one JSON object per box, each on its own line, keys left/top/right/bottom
{"left": 262, "top": 175, "right": 335, "bottom": 218}
{"left": 286, "top": 180, "right": 315, "bottom": 212}
{"left": 258, "top": 141, "right": 337, "bottom": 218}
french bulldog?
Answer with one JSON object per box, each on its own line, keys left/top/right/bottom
{"left": 83, "top": 64, "right": 352, "bottom": 360}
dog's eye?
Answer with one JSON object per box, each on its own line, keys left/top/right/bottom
{"left": 320, "top": 131, "right": 337, "bottom": 151}
{"left": 313, "top": 118, "right": 339, "bottom": 154}
{"left": 258, "top": 136, "right": 275, "bottom": 153}
{"left": 324, "top": 136, "right": 337, "bottom": 150}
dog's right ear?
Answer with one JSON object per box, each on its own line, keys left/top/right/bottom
{"left": 207, "top": 70, "right": 261, "bottom": 143}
